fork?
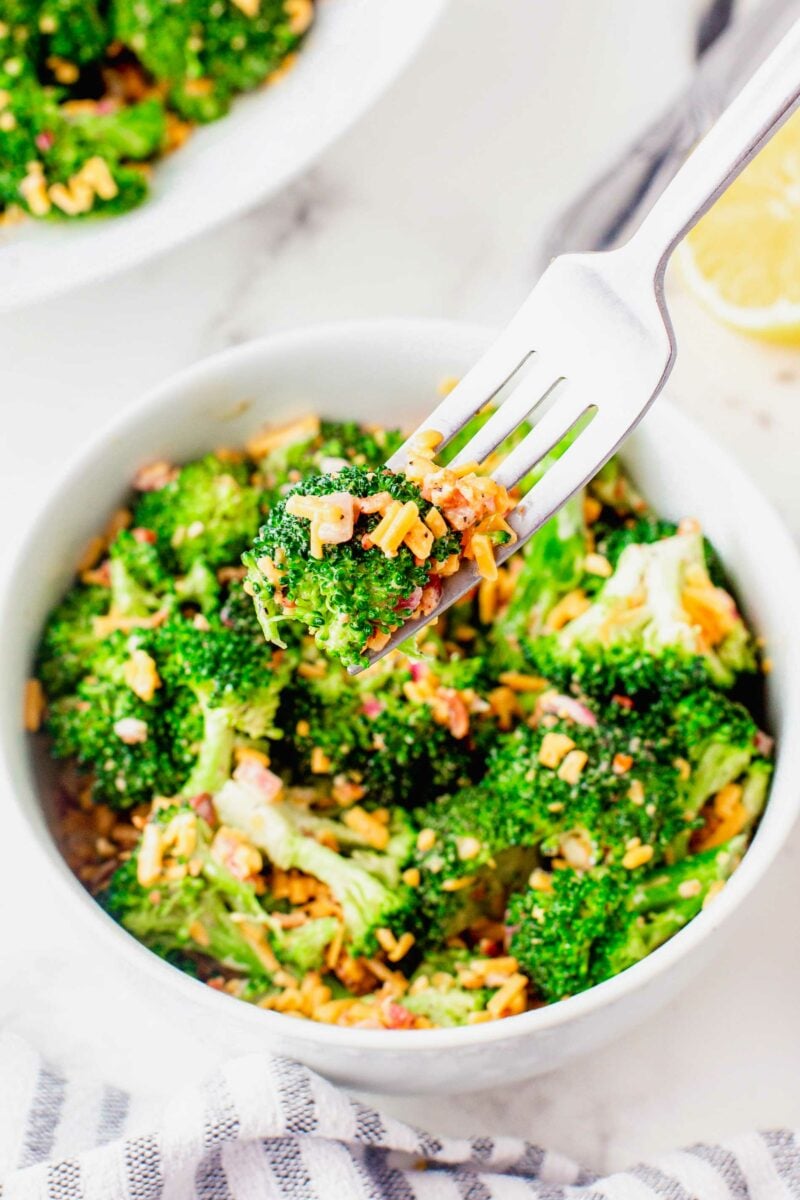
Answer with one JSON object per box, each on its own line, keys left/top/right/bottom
{"left": 358, "top": 16, "right": 800, "bottom": 671}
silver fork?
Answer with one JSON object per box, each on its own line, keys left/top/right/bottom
{"left": 357, "top": 17, "right": 800, "bottom": 672}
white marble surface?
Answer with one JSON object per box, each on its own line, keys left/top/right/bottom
{"left": 2, "top": 0, "right": 800, "bottom": 1177}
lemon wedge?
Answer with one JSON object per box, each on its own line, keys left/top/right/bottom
{"left": 677, "top": 110, "right": 800, "bottom": 344}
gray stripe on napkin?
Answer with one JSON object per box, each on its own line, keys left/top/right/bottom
{"left": 686, "top": 1142, "right": 750, "bottom": 1199}
{"left": 20, "top": 1064, "right": 66, "bottom": 1168}
{"left": 362, "top": 1147, "right": 416, "bottom": 1200}
{"left": 629, "top": 1163, "right": 695, "bottom": 1199}
{"left": 762, "top": 1131, "right": 800, "bottom": 1199}
{"left": 97, "top": 1085, "right": 129, "bottom": 1146}
{"left": 274, "top": 1058, "right": 318, "bottom": 1135}
{"left": 262, "top": 1135, "right": 317, "bottom": 1198}
{"left": 194, "top": 1147, "right": 231, "bottom": 1200}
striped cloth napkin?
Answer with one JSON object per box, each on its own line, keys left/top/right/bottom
{"left": 0, "top": 1033, "right": 797, "bottom": 1199}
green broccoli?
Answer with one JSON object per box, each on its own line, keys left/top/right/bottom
{"left": 528, "top": 526, "right": 757, "bottom": 698}
{"left": 402, "top": 950, "right": 492, "bottom": 1027}
{"left": 256, "top": 418, "right": 404, "bottom": 508}
{"left": 45, "top": 632, "right": 185, "bottom": 809}
{"left": 215, "top": 774, "right": 418, "bottom": 956}
{"left": 101, "top": 802, "right": 273, "bottom": 977}
{"left": 36, "top": 582, "right": 108, "bottom": 698}
{"left": 134, "top": 454, "right": 263, "bottom": 572}
{"left": 154, "top": 614, "right": 290, "bottom": 797}
{"left": 111, "top": 0, "right": 310, "bottom": 124}
{"left": 278, "top": 648, "right": 484, "bottom": 806}
{"left": 508, "top": 837, "right": 746, "bottom": 1003}
{"left": 107, "top": 528, "right": 173, "bottom": 620}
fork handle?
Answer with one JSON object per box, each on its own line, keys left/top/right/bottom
{"left": 629, "top": 15, "right": 800, "bottom": 271}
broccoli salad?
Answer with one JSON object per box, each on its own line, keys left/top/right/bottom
{"left": 30, "top": 411, "right": 773, "bottom": 1030}
{"left": 0, "top": 0, "right": 313, "bottom": 224}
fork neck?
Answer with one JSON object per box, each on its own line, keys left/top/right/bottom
{"left": 625, "top": 15, "right": 800, "bottom": 276}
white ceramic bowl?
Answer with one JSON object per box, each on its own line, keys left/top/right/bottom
{"left": 0, "top": 0, "right": 445, "bottom": 311}
{"left": 3, "top": 319, "right": 799, "bottom": 1093}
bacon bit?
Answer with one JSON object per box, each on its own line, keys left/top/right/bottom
{"left": 440, "top": 690, "right": 470, "bottom": 739}
{"left": 132, "top": 526, "right": 157, "bottom": 545}
{"left": 35, "top": 130, "right": 54, "bottom": 152}
{"left": 23, "top": 679, "right": 45, "bottom": 732}
{"left": 537, "top": 692, "right": 598, "bottom": 728}
{"left": 124, "top": 649, "right": 161, "bottom": 702}
{"left": 133, "top": 460, "right": 176, "bottom": 492}
{"left": 539, "top": 731, "right": 576, "bottom": 769}
{"left": 310, "top": 747, "right": 332, "bottom": 775}
{"left": 211, "top": 826, "right": 263, "bottom": 881}
{"left": 113, "top": 717, "right": 148, "bottom": 744}
{"left": 755, "top": 730, "right": 774, "bottom": 757}
{"left": 612, "top": 693, "right": 634, "bottom": 710}
{"left": 360, "top": 492, "right": 392, "bottom": 515}
{"left": 360, "top": 698, "right": 383, "bottom": 720}
{"left": 545, "top": 589, "right": 591, "bottom": 631}
{"left": 246, "top": 415, "right": 320, "bottom": 459}
{"left": 188, "top": 793, "right": 217, "bottom": 825}
{"left": 395, "top": 586, "right": 423, "bottom": 614}
{"left": 612, "top": 753, "right": 633, "bottom": 776}
{"left": 232, "top": 757, "right": 283, "bottom": 801}
{"left": 418, "top": 577, "right": 442, "bottom": 617}
{"left": 381, "top": 1000, "right": 416, "bottom": 1029}
{"left": 331, "top": 777, "right": 365, "bottom": 806}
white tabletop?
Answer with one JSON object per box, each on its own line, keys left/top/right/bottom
{"left": 2, "top": 0, "right": 799, "bottom": 1175}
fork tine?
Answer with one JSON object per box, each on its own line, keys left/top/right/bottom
{"left": 384, "top": 325, "right": 533, "bottom": 470}
{"left": 447, "top": 354, "right": 562, "bottom": 468}
{"left": 493, "top": 385, "right": 595, "bottom": 489}
{"left": 509, "top": 407, "right": 625, "bottom": 537}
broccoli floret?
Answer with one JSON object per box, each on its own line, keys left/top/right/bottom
{"left": 598, "top": 515, "right": 730, "bottom": 591}
{"left": 65, "top": 98, "right": 166, "bottom": 161}
{"left": 268, "top": 916, "right": 339, "bottom": 975}
{"left": 215, "top": 776, "right": 418, "bottom": 956}
{"left": 36, "top": 0, "right": 108, "bottom": 68}
{"left": 257, "top": 418, "right": 404, "bottom": 508}
{"left": 101, "top": 803, "right": 272, "bottom": 978}
{"left": 507, "top": 868, "right": 620, "bottom": 1002}
{"left": 245, "top": 466, "right": 458, "bottom": 669}
{"left": 596, "top": 837, "right": 747, "bottom": 981}
{"left": 36, "top": 583, "right": 108, "bottom": 699}
{"left": 154, "top": 614, "right": 289, "bottom": 797}
{"left": 278, "top": 649, "right": 483, "bottom": 807}
{"left": 111, "top": 0, "right": 309, "bottom": 123}
{"left": 107, "top": 529, "right": 173, "bottom": 619}
{"left": 508, "top": 837, "right": 747, "bottom": 1003}
{"left": 413, "top": 785, "right": 539, "bottom": 942}
{"left": 174, "top": 559, "right": 220, "bottom": 615}
{"left": 46, "top": 633, "right": 185, "bottom": 809}
{"left": 527, "top": 526, "right": 757, "bottom": 698}
{"left": 402, "top": 950, "right": 492, "bottom": 1027}
{"left": 489, "top": 490, "right": 588, "bottom": 654}
{"left": 135, "top": 455, "right": 263, "bottom": 572}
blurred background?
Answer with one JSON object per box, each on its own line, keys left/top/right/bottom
{"left": 2, "top": 0, "right": 800, "bottom": 1172}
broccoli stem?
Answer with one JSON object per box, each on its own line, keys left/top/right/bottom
{"left": 182, "top": 705, "right": 234, "bottom": 798}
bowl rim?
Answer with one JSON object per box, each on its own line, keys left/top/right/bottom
{"left": 5, "top": 316, "right": 800, "bottom": 1052}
